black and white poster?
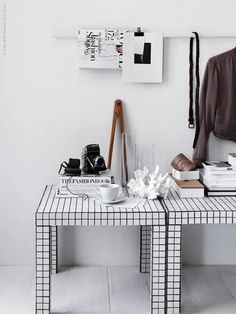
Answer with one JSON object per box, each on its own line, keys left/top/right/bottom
{"left": 78, "top": 29, "right": 126, "bottom": 69}
{"left": 122, "top": 32, "right": 163, "bottom": 83}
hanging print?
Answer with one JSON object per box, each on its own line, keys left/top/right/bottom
{"left": 122, "top": 32, "right": 163, "bottom": 83}
{"left": 78, "top": 29, "right": 126, "bottom": 69}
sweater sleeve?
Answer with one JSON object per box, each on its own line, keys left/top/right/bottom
{"left": 192, "top": 60, "right": 219, "bottom": 166}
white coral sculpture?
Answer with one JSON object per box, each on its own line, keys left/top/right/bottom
{"left": 127, "top": 166, "right": 171, "bottom": 199}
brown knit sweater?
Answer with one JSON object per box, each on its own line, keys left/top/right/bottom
{"left": 193, "top": 47, "right": 236, "bottom": 166}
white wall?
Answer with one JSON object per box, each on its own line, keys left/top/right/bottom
{"left": 0, "top": 0, "right": 236, "bottom": 266}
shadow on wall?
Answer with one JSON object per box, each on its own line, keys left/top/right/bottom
{"left": 59, "top": 227, "right": 77, "bottom": 266}
{"left": 58, "top": 226, "right": 140, "bottom": 266}
{"left": 183, "top": 225, "right": 206, "bottom": 265}
{"left": 182, "top": 224, "right": 236, "bottom": 265}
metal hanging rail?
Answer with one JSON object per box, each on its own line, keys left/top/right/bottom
{"left": 51, "top": 32, "right": 236, "bottom": 40}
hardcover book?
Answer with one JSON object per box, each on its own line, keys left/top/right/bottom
{"left": 170, "top": 176, "right": 204, "bottom": 198}
{"left": 56, "top": 186, "right": 96, "bottom": 198}
{"left": 56, "top": 172, "right": 113, "bottom": 198}
{"left": 59, "top": 176, "right": 112, "bottom": 186}
{"left": 171, "top": 167, "right": 199, "bottom": 181}
{"left": 228, "top": 153, "right": 236, "bottom": 167}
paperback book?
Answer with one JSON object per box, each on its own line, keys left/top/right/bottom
{"left": 201, "top": 169, "right": 236, "bottom": 178}
{"left": 205, "top": 188, "right": 236, "bottom": 197}
{"left": 200, "top": 175, "right": 236, "bottom": 191}
{"left": 202, "top": 161, "right": 235, "bottom": 171}
{"left": 200, "top": 160, "right": 236, "bottom": 194}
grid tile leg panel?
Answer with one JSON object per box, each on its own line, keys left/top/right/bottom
{"left": 150, "top": 225, "right": 166, "bottom": 314}
{"left": 51, "top": 226, "right": 58, "bottom": 274}
{"left": 36, "top": 226, "right": 51, "bottom": 314}
{"left": 140, "top": 225, "right": 151, "bottom": 273}
{"left": 166, "top": 225, "right": 182, "bottom": 314}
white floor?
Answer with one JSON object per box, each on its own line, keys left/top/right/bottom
{"left": 1, "top": 265, "right": 236, "bottom": 314}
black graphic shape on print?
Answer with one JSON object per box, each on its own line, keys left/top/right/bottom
{"left": 134, "top": 43, "right": 151, "bottom": 64}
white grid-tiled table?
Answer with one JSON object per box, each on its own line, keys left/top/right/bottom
{"left": 161, "top": 189, "right": 236, "bottom": 314}
{"left": 35, "top": 185, "right": 167, "bottom": 314}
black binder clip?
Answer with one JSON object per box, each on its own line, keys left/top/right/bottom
{"left": 134, "top": 27, "right": 144, "bottom": 37}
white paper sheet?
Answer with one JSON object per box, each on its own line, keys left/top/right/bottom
{"left": 111, "top": 198, "right": 146, "bottom": 208}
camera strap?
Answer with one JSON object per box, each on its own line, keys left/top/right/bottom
{"left": 108, "top": 99, "right": 128, "bottom": 185}
{"left": 58, "top": 160, "right": 81, "bottom": 176}
{"left": 58, "top": 161, "right": 68, "bottom": 174}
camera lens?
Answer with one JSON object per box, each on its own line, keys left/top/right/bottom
{"left": 94, "top": 155, "right": 105, "bottom": 168}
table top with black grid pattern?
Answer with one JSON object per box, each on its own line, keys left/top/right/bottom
{"left": 35, "top": 185, "right": 166, "bottom": 226}
{"left": 161, "top": 189, "right": 236, "bottom": 225}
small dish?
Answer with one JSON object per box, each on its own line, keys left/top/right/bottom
{"left": 94, "top": 194, "right": 125, "bottom": 204}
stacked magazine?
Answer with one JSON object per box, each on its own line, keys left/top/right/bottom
{"left": 56, "top": 171, "right": 112, "bottom": 198}
{"left": 200, "top": 161, "right": 236, "bottom": 196}
{"left": 170, "top": 167, "right": 204, "bottom": 198}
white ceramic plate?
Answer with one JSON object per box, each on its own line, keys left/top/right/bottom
{"left": 94, "top": 194, "right": 125, "bottom": 204}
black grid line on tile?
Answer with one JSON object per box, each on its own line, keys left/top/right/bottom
{"left": 150, "top": 225, "right": 166, "bottom": 314}
{"left": 36, "top": 225, "right": 51, "bottom": 314}
{"left": 35, "top": 185, "right": 167, "bottom": 314}
{"left": 36, "top": 186, "right": 166, "bottom": 227}
{"left": 163, "top": 189, "right": 236, "bottom": 225}
{"left": 140, "top": 226, "right": 151, "bottom": 273}
{"left": 161, "top": 188, "right": 236, "bottom": 314}
{"left": 51, "top": 226, "right": 58, "bottom": 274}
{"left": 166, "top": 225, "right": 182, "bottom": 314}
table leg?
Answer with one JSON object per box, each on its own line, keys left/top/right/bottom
{"left": 51, "top": 226, "right": 58, "bottom": 274}
{"left": 166, "top": 225, "right": 182, "bottom": 314}
{"left": 150, "top": 225, "right": 166, "bottom": 314}
{"left": 36, "top": 226, "right": 51, "bottom": 314}
{"left": 140, "top": 226, "right": 151, "bottom": 273}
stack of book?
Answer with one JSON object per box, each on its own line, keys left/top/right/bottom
{"left": 228, "top": 153, "right": 236, "bottom": 167}
{"left": 170, "top": 167, "right": 204, "bottom": 198}
{"left": 56, "top": 171, "right": 112, "bottom": 198}
{"left": 200, "top": 160, "right": 236, "bottom": 196}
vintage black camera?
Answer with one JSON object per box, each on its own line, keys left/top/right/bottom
{"left": 82, "top": 144, "right": 106, "bottom": 174}
{"left": 58, "top": 158, "right": 81, "bottom": 176}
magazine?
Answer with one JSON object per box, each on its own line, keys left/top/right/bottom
{"left": 78, "top": 29, "right": 126, "bottom": 69}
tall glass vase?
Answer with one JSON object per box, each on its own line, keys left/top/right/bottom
{"left": 135, "top": 142, "right": 155, "bottom": 172}
{"left": 120, "top": 133, "right": 136, "bottom": 187}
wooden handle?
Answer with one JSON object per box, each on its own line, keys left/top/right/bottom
{"left": 108, "top": 99, "right": 122, "bottom": 169}
{"left": 107, "top": 99, "right": 128, "bottom": 183}
{"left": 121, "top": 132, "right": 129, "bottom": 184}
{"left": 119, "top": 104, "right": 128, "bottom": 182}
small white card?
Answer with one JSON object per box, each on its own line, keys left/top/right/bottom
{"left": 112, "top": 198, "right": 146, "bottom": 209}
{"left": 95, "top": 196, "right": 146, "bottom": 209}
